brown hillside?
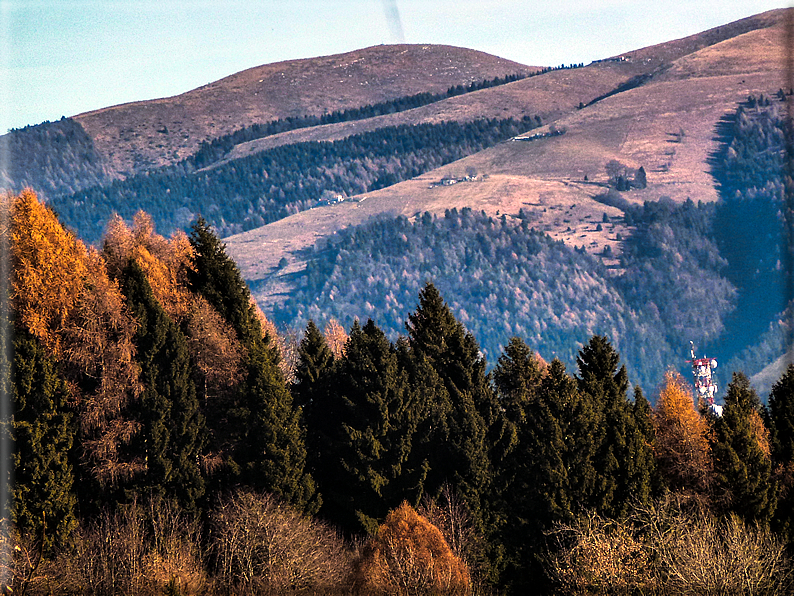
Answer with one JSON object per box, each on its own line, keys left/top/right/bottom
{"left": 223, "top": 10, "right": 790, "bottom": 308}
{"left": 207, "top": 8, "right": 790, "bottom": 167}
{"left": 73, "top": 45, "right": 535, "bottom": 176}
{"left": 207, "top": 62, "right": 639, "bottom": 167}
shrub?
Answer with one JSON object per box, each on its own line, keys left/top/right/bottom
{"left": 2, "top": 498, "right": 206, "bottom": 596}
{"left": 352, "top": 501, "right": 470, "bottom": 596}
{"left": 547, "top": 498, "right": 794, "bottom": 595}
{"left": 546, "top": 510, "right": 653, "bottom": 594}
{"left": 72, "top": 498, "right": 206, "bottom": 596}
{"left": 209, "top": 490, "right": 350, "bottom": 595}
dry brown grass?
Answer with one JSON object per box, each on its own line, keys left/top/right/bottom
{"left": 74, "top": 45, "right": 536, "bottom": 176}
{"left": 225, "top": 14, "right": 789, "bottom": 309}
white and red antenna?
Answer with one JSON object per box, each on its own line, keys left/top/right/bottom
{"left": 688, "top": 341, "right": 718, "bottom": 406}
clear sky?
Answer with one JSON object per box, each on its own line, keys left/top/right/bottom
{"left": 1, "top": 0, "right": 791, "bottom": 133}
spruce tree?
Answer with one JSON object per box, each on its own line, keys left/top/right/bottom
{"left": 293, "top": 320, "right": 335, "bottom": 415}
{"left": 238, "top": 337, "right": 317, "bottom": 510}
{"left": 295, "top": 322, "right": 339, "bottom": 498}
{"left": 316, "top": 319, "right": 413, "bottom": 533}
{"left": 769, "top": 364, "right": 794, "bottom": 544}
{"left": 712, "top": 372, "right": 776, "bottom": 524}
{"left": 632, "top": 385, "right": 660, "bottom": 495}
{"left": 543, "top": 359, "right": 599, "bottom": 511}
{"left": 187, "top": 218, "right": 316, "bottom": 512}
{"left": 11, "top": 331, "right": 77, "bottom": 550}
{"left": 187, "top": 217, "right": 262, "bottom": 347}
{"left": 405, "top": 283, "right": 493, "bottom": 525}
{"left": 493, "top": 337, "right": 543, "bottom": 427}
{"left": 121, "top": 261, "right": 205, "bottom": 512}
{"left": 494, "top": 347, "right": 569, "bottom": 592}
{"left": 576, "top": 335, "right": 651, "bottom": 517}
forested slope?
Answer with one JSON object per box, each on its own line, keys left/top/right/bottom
{"left": 49, "top": 117, "right": 538, "bottom": 243}
{"left": 5, "top": 189, "right": 794, "bottom": 596}
{"left": 0, "top": 118, "right": 113, "bottom": 198}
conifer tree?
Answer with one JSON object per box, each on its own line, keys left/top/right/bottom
{"left": 316, "top": 319, "right": 413, "bottom": 533}
{"left": 543, "top": 359, "right": 599, "bottom": 511}
{"left": 121, "top": 261, "right": 205, "bottom": 512}
{"left": 576, "top": 335, "right": 651, "bottom": 517}
{"left": 11, "top": 331, "right": 77, "bottom": 550}
{"left": 187, "top": 218, "right": 316, "bottom": 512}
{"left": 405, "top": 283, "right": 493, "bottom": 525}
{"left": 10, "top": 189, "right": 87, "bottom": 357}
{"left": 496, "top": 355, "right": 571, "bottom": 592}
{"left": 293, "top": 320, "right": 335, "bottom": 414}
{"left": 293, "top": 321, "right": 336, "bottom": 498}
{"left": 492, "top": 337, "right": 543, "bottom": 434}
{"left": 187, "top": 217, "right": 262, "bottom": 347}
{"left": 632, "top": 385, "right": 660, "bottom": 495}
{"left": 712, "top": 372, "right": 776, "bottom": 524}
{"left": 237, "top": 336, "right": 317, "bottom": 512}
{"left": 769, "top": 364, "right": 794, "bottom": 544}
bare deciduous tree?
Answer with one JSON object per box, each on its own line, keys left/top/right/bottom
{"left": 210, "top": 491, "right": 350, "bottom": 594}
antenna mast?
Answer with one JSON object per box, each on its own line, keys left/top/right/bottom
{"left": 689, "top": 341, "right": 717, "bottom": 406}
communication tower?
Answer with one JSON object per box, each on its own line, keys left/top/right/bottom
{"left": 688, "top": 341, "right": 718, "bottom": 406}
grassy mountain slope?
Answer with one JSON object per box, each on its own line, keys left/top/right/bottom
{"left": 226, "top": 11, "right": 788, "bottom": 311}
{"left": 71, "top": 45, "right": 536, "bottom": 176}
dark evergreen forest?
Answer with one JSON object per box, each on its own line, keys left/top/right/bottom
{"left": 49, "top": 116, "right": 538, "bottom": 243}
{"left": 5, "top": 190, "right": 793, "bottom": 595}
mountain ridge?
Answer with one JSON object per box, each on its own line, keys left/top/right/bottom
{"left": 71, "top": 44, "right": 538, "bottom": 176}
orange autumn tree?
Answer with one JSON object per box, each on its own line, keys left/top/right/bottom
{"left": 63, "top": 248, "right": 143, "bottom": 485}
{"left": 104, "top": 212, "right": 246, "bottom": 410}
{"left": 184, "top": 294, "right": 243, "bottom": 406}
{"left": 652, "top": 371, "right": 713, "bottom": 497}
{"left": 11, "top": 190, "right": 145, "bottom": 486}
{"left": 103, "top": 212, "right": 194, "bottom": 322}
{"left": 353, "top": 502, "right": 471, "bottom": 596}
{"left": 324, "top": 318, "right": 349, "bottom": 359}
{"left": 10, "top": 188, "right": 87, "bottom": 356}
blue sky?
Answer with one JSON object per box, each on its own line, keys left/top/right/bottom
{"left": 1, "top": 0, "right": 790, "bottom": 133}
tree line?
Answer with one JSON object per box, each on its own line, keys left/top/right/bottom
{"left": 0, "top": 72, "right": 532, "bottom": 201}
{"left": 190, "top": 73, "right": 530, "bottom": 170}
{"left": 49, "top": 116, "right": 539, "bottom": 244}
{"left": 272, "top": 203, "right": 733, "bottom": 392}
{"left": 4, "top": 190, "right": 794, "bottom": 594}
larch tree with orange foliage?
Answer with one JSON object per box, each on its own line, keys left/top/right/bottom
{"left": 10, "top": 188, "right": 87, "bottom": 356}
{"left": 652, "top": 371, "right": 712, "bottom": 497}
{"left": 10, "top": 190, "right": 144, "bottom": 511}
{"left": 63, "top": 248, "right": 143, "bottom": 493}
{"left": 353, "top": 501, "right": 471, "bottom": 596}
{"left": 102, "top": 212, "right": 194, "bottom": 323}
